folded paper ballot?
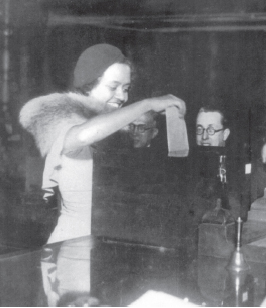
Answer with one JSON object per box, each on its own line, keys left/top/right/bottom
{"left": 166, "top": 106, "right": 189, "bottom": 157}
{"left": 129, "top": 290, "right": 197, "bottom": 307}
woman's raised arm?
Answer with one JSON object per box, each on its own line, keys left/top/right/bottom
{"left": 63, "top": 95, "right": 186, "bottom": 152}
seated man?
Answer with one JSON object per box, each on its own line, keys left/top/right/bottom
{"left": 194, "top": 106, "right": 231, "bottom": 184}
{"left": 187, "top": 105, "right": 243, "bottom": 225}
{"left": 194, "top": 106, "right": 231, "bottom": 201}
{"left": 128, "top": 111, "right": 159, "bottom": 148}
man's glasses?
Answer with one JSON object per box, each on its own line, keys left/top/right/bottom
{"left": 129, "top": 124, "right": 154, "bottom": 133}
{"left": 196, "top": 126, "right": 224, "bottom": 136}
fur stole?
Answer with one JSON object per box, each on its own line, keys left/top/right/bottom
{"left": 19, "top": 92, "right": 100, "bottom": 157}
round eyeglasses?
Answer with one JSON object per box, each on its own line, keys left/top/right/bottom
{"left": 196, "top": 126, "right": 224, "bottom": 136}
{"left": 129, "top": 124, "right": 154, "bottom": 133}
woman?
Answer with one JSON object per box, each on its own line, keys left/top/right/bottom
{"left": 19, "top": 44, "right": 186, "bottom": 243}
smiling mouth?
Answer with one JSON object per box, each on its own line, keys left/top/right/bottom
{"left": 107, "top": 102, "right": 123, "bottom": 109}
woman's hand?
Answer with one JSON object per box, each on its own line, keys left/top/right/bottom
{"left": 146, "top": 95, "right": 186, "bottom": 117}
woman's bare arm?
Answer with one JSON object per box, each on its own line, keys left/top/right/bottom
{"left": 63, "top": 95, "right": 186, "bottom": 151}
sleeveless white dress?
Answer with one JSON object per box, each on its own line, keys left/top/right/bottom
{"left": 43, "top": 127, "right": 93, "bottom": 244}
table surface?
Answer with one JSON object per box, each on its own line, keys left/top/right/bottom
{"left": 0, "top": 235, "right": 266, "bottom": 307}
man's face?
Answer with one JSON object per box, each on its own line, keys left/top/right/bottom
{"left": 196, "top": 111, "right": 229, "bottom": 147}
{"left": 129, "top": 114, "right": 158, "bottom": 148}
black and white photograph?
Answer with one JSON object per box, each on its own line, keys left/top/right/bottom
{"left": 0, "top": 0, "right": 266, "bottom": 306}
